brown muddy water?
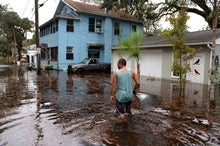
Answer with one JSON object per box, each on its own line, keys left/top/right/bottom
{"left": 0, "top": 64, "right": 219, "bottom": 146}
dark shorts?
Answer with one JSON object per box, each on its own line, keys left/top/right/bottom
{"left": 116, "top": 100, "right": 132, "bottom": 115}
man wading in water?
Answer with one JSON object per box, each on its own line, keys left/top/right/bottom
{"left": 110, "top": 58, "right": 140, "bottom": 120}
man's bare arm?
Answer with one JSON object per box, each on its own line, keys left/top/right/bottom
{"left": 131, "top": 70, "right": 140, "bottom": 91}
{"left": 110, "top": 72, "right": 117, "bottom": 102}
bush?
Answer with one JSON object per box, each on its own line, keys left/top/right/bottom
{"left": 45, "top": 65, "right": 53, "bottom": 70}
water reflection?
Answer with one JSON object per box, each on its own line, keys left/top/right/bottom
{"left": 0, "top": 65, "right": 219, "bottom": 145}
{"left": 0, "top": 65, "right": 35, "bottom": 110}
{"left": 141, "top": 78, "right": 220, "bottom": 145}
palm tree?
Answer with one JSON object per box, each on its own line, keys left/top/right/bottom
{"left": 118, "top": 31, "right": 144, "bottom": 81}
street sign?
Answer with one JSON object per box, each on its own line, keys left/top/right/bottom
{"left": 37, "top": 47, "right": 41, "bottom": 54}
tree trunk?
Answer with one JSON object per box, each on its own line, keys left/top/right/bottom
{"left": 13, "top": 28, "right": 17, "bottom": 61}
{"left": 209, "top": 0, "right": 218, "bottom": 105}
{"left": 137, "top": 61, "right": 140, "bottom": 83}
{"left": 210, "top": 0, "right": 218, "bottom": 84}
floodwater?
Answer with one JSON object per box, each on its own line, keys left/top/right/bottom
{"left": 0, "top": 64, "right": 219, "bottom": 146}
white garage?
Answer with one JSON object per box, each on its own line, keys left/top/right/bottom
{"left": 111, "top": 29, "right": 220, "bottom": 85}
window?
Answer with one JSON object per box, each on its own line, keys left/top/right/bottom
{"left": 96, "top": 19, "right": 102, "bottom": 33}
{"left": 114, "top": 22, "right": 120, "bottom": 35}
{"left": 131, "top": 24, "right": 137, "bottom": 32}
{"left": 41, "top": 48, "right": 46, "bottom": 59}
{"left": 51, "top": 47, "right": 58, "bottom": 61}
{"left": 89, "top": 18, "right": 95, "bottom": 32}
{"left": 66, "top": 19, "right": 74, "bottom": 32}
{"left": 66, "top": 46, "right": 74, "bottom": 60}
{"left": 88, "top": 18, "right": 103, "bottom": 33}
{"left": 40, "top": 20, "right": 58, "bottom": 37}
{"left": 88, "top": 50, "right": 100, "bottom": 58}
{"left": 52, "top": 20, "right": 58, "bottom": 33}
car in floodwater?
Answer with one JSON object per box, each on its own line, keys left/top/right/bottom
{"left": 67, "top": 58, "right": 111, "bottom": 75}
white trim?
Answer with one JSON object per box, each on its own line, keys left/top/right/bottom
{"left": 112, "top": 42, "right": 213, "bottom": 50}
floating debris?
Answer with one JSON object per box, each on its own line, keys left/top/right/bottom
{"left": 192, "top": 118, "right": 210, "bottom": 126}
{"left": 154, "top": 108, "right": 170, "bottom": 115}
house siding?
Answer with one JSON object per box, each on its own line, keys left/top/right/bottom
{"left": 40, "top": 32, "right": 59, "bottom": 47}
{"left": 161, "top": 48, "right": 172, "bottom": 80}
{"left": 187, "top": 48, "right": 206, "bottom": 84}
{"left": 203, "top": 47, "right": 211, "bottom": 84}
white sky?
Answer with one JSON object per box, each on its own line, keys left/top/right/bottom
{"left": 1, "top": 0, "right": 208, "bottom": 31}
{"left": 1, "top": 0, "right": 59, "bottom": 25}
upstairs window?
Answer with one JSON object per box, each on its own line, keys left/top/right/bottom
{"left": 89, "top": 18, "right": 95, "bottom": 32}
{"left": 114, "top": 22, "right": 120, "bottom": 35}
{"left": 40, "top": 20, "right": 58, "bottom": 37}
{"left": 52, "top": 20, "right": 58, "bottom": 33}
{"left": 88, "top": 18, "right": 103, "bottom": 33}
{"left": 66, "top": 46, "right": 74, "bottom": 60}
{"left": 66, "top": 19, "right": 74, "bottom": 32}
{"left": 96, "top": 19, "right": 102, "bottom": 33}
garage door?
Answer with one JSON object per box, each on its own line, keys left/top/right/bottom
{"left": 140, "top": 49, "right": 162, "bottom": 78}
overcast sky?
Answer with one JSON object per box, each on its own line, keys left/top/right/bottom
{"left": 1, "top": 0, "right": 60, "bottom": 25}
{"left": 1, "top": 0, "right": 208, "bottom": 31}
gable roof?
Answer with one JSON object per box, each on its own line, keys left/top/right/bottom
{"left": 63, "top": 0, "right": 142, "bottom": 23}
{"left": 141, "top": 29, "right": 220, "bottom": 48}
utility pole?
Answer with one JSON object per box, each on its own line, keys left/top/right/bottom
{"left": 35, "top": 0, "right": 41, "bottom": 75}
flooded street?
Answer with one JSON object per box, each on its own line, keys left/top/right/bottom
{"left": 0, "top": 64, "right": 219, "bottom": 146}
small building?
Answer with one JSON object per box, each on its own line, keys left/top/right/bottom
{"left": 39, "top": 0, "right": 143, "bottom": 70}
{"left": 112, "top": 29, "right": 220, "bottom": 85}
{"left": 25, "top": 44, "right": 38, "bottom": 69}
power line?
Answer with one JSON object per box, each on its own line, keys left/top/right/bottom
{"left": 39, "top": 0, "right": 49, "bottom": 8}
{"left": 28, "top": 0, "right": 48, "bottom": 20}
{"left": 28, "top": 7, "right": 35, "bottom": 20}
{"left": 21, "top": 0, "right": 31, "bottom": 17}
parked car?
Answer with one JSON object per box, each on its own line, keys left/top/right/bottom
{"left": 67, "top": 58, "right": 111, "bottom": 75}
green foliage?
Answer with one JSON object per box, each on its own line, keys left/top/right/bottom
{"left": 0, "top": 4, "right": 34, "bottom": 60}
{"left": 102, "top": 0, "right": 147, "bottom": 19}
{"left": 101, "top": 0, "right": 220, "bottom": 32}
{"left": 162, "top": 8, "right": 196, "bottom": 93}
{"left": 101, "top": 0, "right": 162, "bottom": 34}
{"left": 118, "top": 31, "right": 144, "bottom": 79}
{"left": 161, "top": 0, "right": 217, "bottom": 28}
{"left": 118, "top": 31, "right": 144, "bottom": 61}
{"left": 44, "top": 65, "right": 53, "bottom": 70}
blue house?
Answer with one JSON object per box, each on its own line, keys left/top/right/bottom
{"left": 39, "top": 0, "right": 143, "bottom": 70}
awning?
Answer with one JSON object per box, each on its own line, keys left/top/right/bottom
{"left": 87, "top": 42, "right": 104, "bottom": 47}
{"left": 40, "top": 43, "right": 48, "bottom": 48}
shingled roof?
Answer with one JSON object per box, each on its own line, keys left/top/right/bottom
{"left": 141, "top": 29, "right": 220, "bottom": 48}
{"left": 63, "top": 0, "right": 142, "bottom": 23}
